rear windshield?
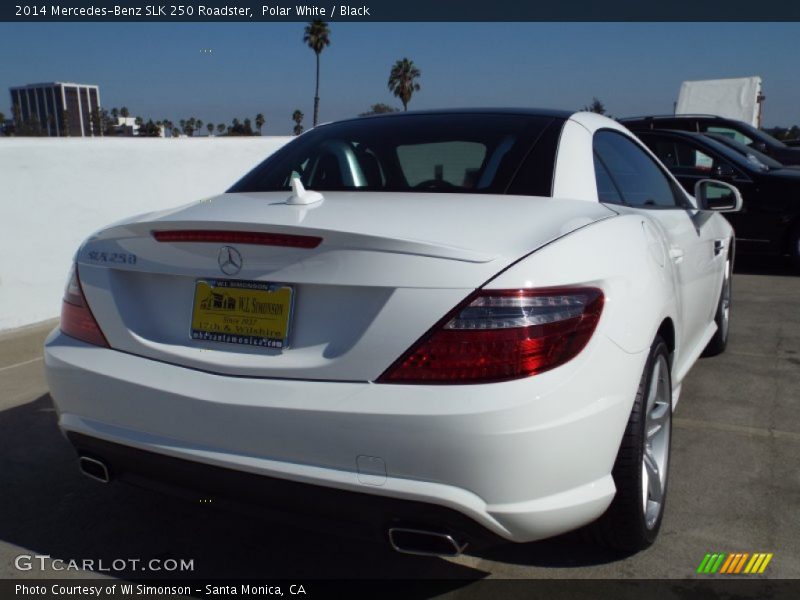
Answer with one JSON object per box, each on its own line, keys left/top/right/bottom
{"left": 228, "top": 113, "right": 561, "bottom": 196}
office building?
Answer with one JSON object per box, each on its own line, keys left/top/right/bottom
{"left": 9, "top": 82, "right": 101, "bottom": 137}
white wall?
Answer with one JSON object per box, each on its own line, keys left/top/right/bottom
{"left": 0, "top": 136, "right": 290, "bottom": 331}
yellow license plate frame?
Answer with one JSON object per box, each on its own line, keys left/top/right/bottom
{"left": 190, "top": 279, "right": 295, "bottom": 349}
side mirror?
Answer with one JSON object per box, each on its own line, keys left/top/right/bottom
{"left": 694, "top": 179, "right": 743, "bottom": 212}
{"left": 712, "top": 163, "right": 736, "bottom": 180}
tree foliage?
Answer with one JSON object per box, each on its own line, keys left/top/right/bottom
{"left": 226, "top": 117, "right": 255, "bottom": 136}
{"left": 388, "top": 58, "right": 421, "bottom": 111}
{"left": 582, "top": 97, "right": 607, "bottom": 115}
{"left": 137, "top": 119, "right": 162, "bottom": 137}
{"left": 359, "top": 103, "right": 400, "bottom": 116}
{"left": 292, "top": 109, "right": 304, "bottom": 136}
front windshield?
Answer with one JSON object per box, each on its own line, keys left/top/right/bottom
{"left": 705, "top": 133, "right": 783, "bottom": 169}
{"left": 228, "top": 113, "right": 559, "bottom": 196}
{"left": 735, "top": 121, "right": 787, "bottom": 149}
{"left": 698, "top": 134, "right": 776, "bottom": 172}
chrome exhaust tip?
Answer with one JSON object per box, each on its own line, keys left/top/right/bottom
{"left": 388, "top": 527, "right": 467, "bottom": 557}
{"left": 78, "top": 456, "right": 110, "bottom": 483}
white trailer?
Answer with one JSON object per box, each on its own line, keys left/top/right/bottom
{"left": 675, "top": 76, "right": 764, "bottom": 127}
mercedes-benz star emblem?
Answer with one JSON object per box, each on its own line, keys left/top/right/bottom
{"left": 218, "top": 246, "right": 243, "bottom": 276}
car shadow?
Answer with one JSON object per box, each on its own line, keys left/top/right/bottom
{"left": 0, "top": 394, "right": 629, "bottom": 586}
{"left": 733, "top": 254, "right": 798, "bottom": 276}
{"left": 470, "top": 531, "right": 633, "bottom": 568}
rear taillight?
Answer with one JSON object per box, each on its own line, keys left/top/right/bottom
{"left": 378, "top": 287, "right": 604, "bottom": 384}
{"left": 60, "top": 264, "right": 109, "bottom": 348}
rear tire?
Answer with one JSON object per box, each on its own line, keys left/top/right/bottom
{"left": 702, "top": 253, "right": 732, "bottom": 357}
{"left": 593, "top": 336, "right": 672, "bottom": 552}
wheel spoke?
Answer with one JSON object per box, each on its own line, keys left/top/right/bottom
{"left": 646, "top": 359, "right": 661, "bottom": 414}
{"left": 644, "top": 449, "right": 662, "bottom": 503}
{"left": 647, "top": 403, "right": 669, "bottom": 439}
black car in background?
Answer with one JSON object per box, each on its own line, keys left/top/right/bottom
{"left": 621, "top": 115, "right": 800, "bottom": 166}
{"left": 633, "top": 129, "right": 800, "bottom": 266}
{"left": 703, "top": 132, "right": 798, "bottom": 171}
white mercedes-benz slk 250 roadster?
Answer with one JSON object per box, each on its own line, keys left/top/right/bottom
{"left": 45, "top": 109, "right": 741, "bottom": 555}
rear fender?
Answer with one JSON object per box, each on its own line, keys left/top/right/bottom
{"left": 484, "top": 214, "right": 679, "bottom": 358}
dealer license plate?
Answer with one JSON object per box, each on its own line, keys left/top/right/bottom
{"left": 190, "top": 279, "right": 294, "bottom": 348}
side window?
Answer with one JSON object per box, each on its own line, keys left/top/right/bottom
{"left": 593, "top": 131, "right": 680, "bottom": 208}
{"left": 705, "top": 125, "right": 753, "bottom": 146}
{"left": 674, "top": 143, "right": 714, "bottom": 171}
{"left": 644, "top": 136, "right": 735, "bottom": 178}
{"left": 650, "top": 140, "right": 679, "bottom": 168}
{"left": 593, "top": 152, "right": 623, "bottom": 204}
{"left": 649, "top": 138, "right": 714, "bottom": 171}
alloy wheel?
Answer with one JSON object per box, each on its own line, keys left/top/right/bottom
{"left": 642, "top": 353, "right": 671, "bottom": 530}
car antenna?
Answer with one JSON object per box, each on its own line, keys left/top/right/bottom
{"left": 287, "top": 176, "right": 324, "bottom": 205}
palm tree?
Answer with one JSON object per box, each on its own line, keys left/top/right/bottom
{"left": 196, "top": 119, "right": 203, "bottom": 135}
{"left": 388, "top": 58, "right": 421, "bottom": 111}
{"left": 120, "top": 107, "right": 130, "bottom": 118}
{"left": 217, "top": 123, "right": 225, "bottom": 135}
{"left": 207, "top": 123, "right": 214, "bottom": 136}
{"left": 292, "top": 110, "right": 304, "bottom": 136}
{"left": 255, "top": 113, "right": 265, "bottom": 135}
{"left": 303, "top": 20, "right": 330, "bottom": 127}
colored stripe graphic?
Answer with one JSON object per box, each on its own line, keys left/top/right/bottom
{"left": 711, "top": 553, "right": 726, "bottom": 573}
{"left": 734, "top": 553, "right": 749, "bottom": 573}
{"left": 697, "top": 554, "right": 712, "bottom": 573}
{"left": 726, "top": 553, "right": 739, "bottom": 573}
{"left": 719, "top": 554, "right": 735, "bottom": 573}
{"left": 758, "top": 554, "right": 773, "bottom": 573}
{"left": 699, "top": 552, "right": 773, "bottom": 574}
{"left": 744, "top": 554, "right": 760, "bottom": 573}
{"left": 697, "top": 553, "right": 727, "bottom": 573}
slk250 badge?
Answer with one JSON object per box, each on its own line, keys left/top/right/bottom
{"left": 87, "top": 251, "right": 137, "bottom": 265}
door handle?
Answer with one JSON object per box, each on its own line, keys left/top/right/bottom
{"left": 714, "top": 239, "right": 725, "bottom": 256}
{"left": 669, "top": 247, "right": 685, "bottom": 263}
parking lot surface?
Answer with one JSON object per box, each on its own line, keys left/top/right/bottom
{"left": 0, "top": 256, "right": 797, "bottom": 587}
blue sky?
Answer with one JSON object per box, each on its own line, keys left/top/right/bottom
{"left": 2, "top": 22, "right": 799, "bottom": 134}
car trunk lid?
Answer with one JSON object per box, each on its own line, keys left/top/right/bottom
{"left": 76, "top": 191, "right": 615, "bottom": 381}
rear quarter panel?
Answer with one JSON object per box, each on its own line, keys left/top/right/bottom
{"left": 485, "top": 214, "right": 680, "bottom": 361}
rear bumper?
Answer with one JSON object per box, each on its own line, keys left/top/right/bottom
{"left": 67, "top": 431, "right": 504, "bottom": 549}
{"left": 45, "top": 328, "right": 647, "bottom": 543}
